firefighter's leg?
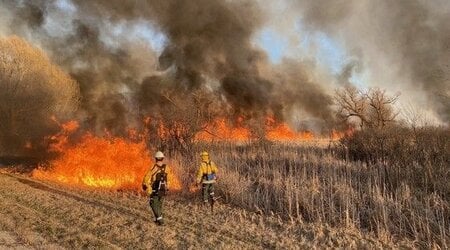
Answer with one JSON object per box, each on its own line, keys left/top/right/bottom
{"left": 209, "top": 184, "right": 215, "bottom": 200}
{"left": 157, "top": 196, "right": 164, "bottom": 224}
{"left": 149, "top": 194, "right": 157, "bottom": 218}
{"left": 202, "top": 184, "right": 209, "bottom": 203}
{"left": 209, "top": 184, "right": 216, "bottom": 212}
{"left": 149, "top": 194, "right": 158, "bottom": 218}
{"left": 150, "top": 194, "right": 163, "bottom": 224}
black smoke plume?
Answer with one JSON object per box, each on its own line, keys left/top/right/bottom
{"left": 0, "top": 0, "right": 338, "bottom": 151}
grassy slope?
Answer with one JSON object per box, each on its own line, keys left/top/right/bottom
{"left": 0, "top": 171, "right": 401, "bottom": 249}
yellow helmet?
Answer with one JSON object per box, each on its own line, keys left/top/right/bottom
{"left": 200, "top": 151, "right": 209, "bottom": 157}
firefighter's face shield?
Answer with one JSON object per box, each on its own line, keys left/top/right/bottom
{"left": 201, "top": 155, "right": 210, "bottom": 162}
{"left": 155, "top": 157, "right": 164, "bottom": 162}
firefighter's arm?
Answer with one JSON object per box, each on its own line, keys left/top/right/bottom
{"left": 142, "top": 169, "right": 151, "bottom": 191}
{"left": 166, "top": 165, "right": 170, "bottom": 191}
{"left": 196, "top": 165, "right": 204, "bottom": 184}
{"left": 142, "top": 166, "right": 157, "bottom": 192}
{"left": 212, "top": 162, "right": 219, "bottom": 180}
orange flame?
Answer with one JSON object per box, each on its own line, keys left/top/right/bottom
{"left": 195, "top": 116, "right": 316, "bottom": 142}
{"left": 33, "top": 121, "right": 182, "bottom": 192}
{"left": 195, "top": 118, "right": 251, "bottom": 141}
{"left": 330, "top": 127, "right": 355, "bottom": 140}
{"left": 24, "top": 141, "right": 33, "bottom": 149}
{"left": 189, "top": 183, "right": 201, "bottom": 193}
{"left": 265, "top": 116, "right": 314, "bottom": 141}
{"left": 48, "top": 120, "right": 79, "bottom": 152}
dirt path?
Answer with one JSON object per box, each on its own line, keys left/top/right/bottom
{"left": 0, "top": 172, "right": 388, "bottom": 249}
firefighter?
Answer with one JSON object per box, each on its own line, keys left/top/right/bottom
{"left": 142, "top": 151, "right": 169, "bottom": 226}
{"left": 196, "top": 151, "right": 218, "bottom": 204}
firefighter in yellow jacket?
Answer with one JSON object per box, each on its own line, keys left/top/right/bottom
{"left": 196, "top": 151, "right": 218, "bottom": 204}
{"left": 142, "top": 151, "right": 169, "bottom": 226}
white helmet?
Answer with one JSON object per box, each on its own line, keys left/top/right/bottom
{"left": 154, "top": 151, "right": 164, "bottom": 159}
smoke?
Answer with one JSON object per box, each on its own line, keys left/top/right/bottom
{"left": 82, "top": 0, "right": 338, "bottom": 126}
{"left": 292, "top": 0, "right": 450, "bottom": 123}
{"left": 73, "top": 0, "right": 296, "bottom": 121}
{"left": 0, "top": 0, "right": 338, "bottom": 142}
{"left": 1, "top": 0, "right": 447, "bottom": 156}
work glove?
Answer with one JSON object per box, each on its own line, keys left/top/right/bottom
{"left": 142, "top": 184, "right": 147, "bottom": 191}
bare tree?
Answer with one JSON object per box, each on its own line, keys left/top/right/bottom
{"left": 159, "top": 88, "right": 219, "bottom": 153}
{"left": 335, "top": 85, "right": 368, "bottom": 128}
{"left": 335, "top": 86, "right": 399, "bottom": 129}
{"left": 137, "top": 76, "right": 222, "bottom": 154}
{"left": 400, "top": 103, "right": 430, "bottom": 130}
{"left": 365, "top": 88, "right": 399, "bottom": 128}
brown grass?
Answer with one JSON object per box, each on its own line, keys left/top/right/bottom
{"left": 0, "top": 170, "right": 402, "bottom": 249}
{"left": 171, "top": 127, "right": 449, "bottom": 249}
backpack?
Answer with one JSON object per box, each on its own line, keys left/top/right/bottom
{"left": 152, "top": 164, "right": 168, "bottom": 196}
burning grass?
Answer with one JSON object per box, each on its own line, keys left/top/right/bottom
{"left": 194, "top": 116, "right": 325, "bottom": 142}
{"left": 32, "top": 122, "right": 182, "bottom": 192}
{"left": 31, "top": 116, "right": 340, "bottom": 192}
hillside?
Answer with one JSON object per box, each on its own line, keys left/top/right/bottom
{"left": 0, "top": 170, "right": 400, "bottom": 249}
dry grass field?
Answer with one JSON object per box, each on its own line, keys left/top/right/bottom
{"left": 0, "top": 169, "right": 405, "bottom": 249}
{"left": 0, "top": 127, "right": 448, "bottom": 249}
{"left": 178, "top": 129, "right": 449, "bottom": 249}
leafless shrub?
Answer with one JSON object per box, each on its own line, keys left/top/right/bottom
{"left": 339, "top": 126, "right": 450, "bottom": 195}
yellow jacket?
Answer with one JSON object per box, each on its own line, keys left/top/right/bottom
{"left": 142, "top": 163, "right": 169, "bottom": 195}
{"left": 196, "top": 161, "right": 218, "bottom": 184}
